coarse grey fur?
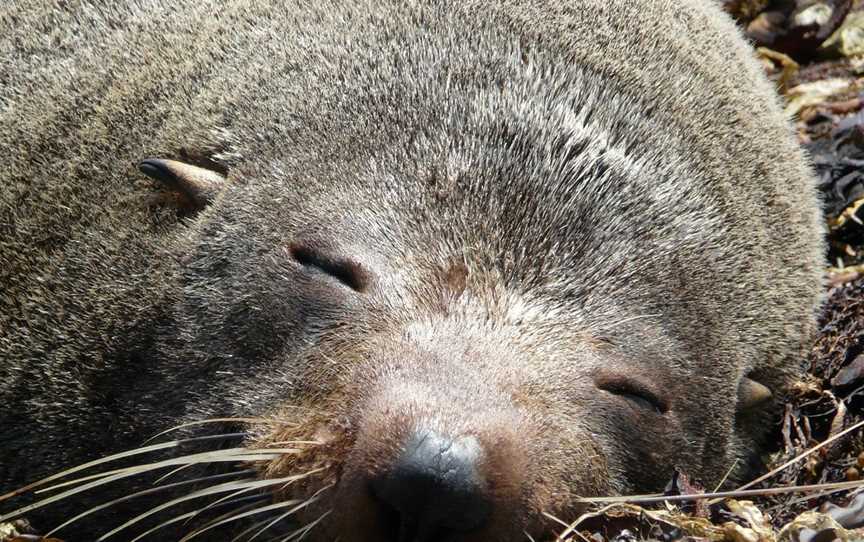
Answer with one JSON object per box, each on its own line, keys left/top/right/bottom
{"left": 0, "top": 0, "right": 824, "bottom": 540}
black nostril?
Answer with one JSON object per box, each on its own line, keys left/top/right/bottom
{"left": 370, "top": 430, "right": 491, "bottom": 542}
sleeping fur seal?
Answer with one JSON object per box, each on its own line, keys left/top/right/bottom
{"left": 0, "top": 1, "right": 824, "bottom": 540}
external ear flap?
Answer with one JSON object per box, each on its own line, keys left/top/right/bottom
{"left": 138, "top": 158, "right": 227, "bottom": 211}
{"left": 737, "top": 377, "right": 773, "bottom": 411}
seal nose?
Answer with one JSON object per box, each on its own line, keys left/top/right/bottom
{"left": 370, "top": 429, "right": 491, "bottom": 542}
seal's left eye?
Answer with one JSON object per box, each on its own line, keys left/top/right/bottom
{"left": 595, "top": 376, "right": 669, "bottom": 414}
{"left": 289, "top": 244, "right": 369, "bottom": 292}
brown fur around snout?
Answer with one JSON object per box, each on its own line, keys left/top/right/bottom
{"left": 0, "top": 0, "right": 825, "bottom": 540}
{"left": 248, "top": 320, "right": 664, "bottom": 540}
{"left": 327, "top": 371, "right": 537, "bottom": 540}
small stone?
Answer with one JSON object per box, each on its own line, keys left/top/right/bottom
{"left": 794, "top": 3, "right": 833, "bottom": 28}
{"left": 723, "top": 522, "right": 760, "bottom": 542}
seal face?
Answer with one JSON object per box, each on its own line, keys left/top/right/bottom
{"left": 0, "top": 0, "right": 824, "bottom": 540}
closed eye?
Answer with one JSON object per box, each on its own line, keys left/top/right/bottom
{"left": 595, "top": 377, "right": 668, "bottom": 414}
{"left": 289, "top": 243, "right": 369, "bottom": 293}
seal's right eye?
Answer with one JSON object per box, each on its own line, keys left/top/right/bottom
{"left": 289, "top": 243, "right": 369, "bottom": 293}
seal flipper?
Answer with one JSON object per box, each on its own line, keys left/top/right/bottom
{"left": 138, "top": 158, "right": 227, "bottom": 211}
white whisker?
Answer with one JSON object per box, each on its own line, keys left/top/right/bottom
{"left": 96, "top": 474, "right": 302, "bottom": 540}
{"left": 143, "top": 420, "right": 273, "bottom": 445}
{"left": 127, "top": 495, "right": 269, "bottom": 542}
{"left": 0, "top": 447, "right": 298, "bottom": 523}
{"left": 180, "top": 484, "right": 334, "bottom": 542}
{"left": 0, "top": 440, "right": 179, "bottom": 503}
{"left": 185, "top": 469, "right": 323, "bottom": 526}
{"left": 279, "top": 509, "right": 332, "bottom": 542}
{"left": 245, "top": 485, "right": 333, "bottom": 542}
{"left": 43, "top": 470, "right": 252, "bottom": 538}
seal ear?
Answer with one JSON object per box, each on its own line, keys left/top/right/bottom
{"left": 138, "top": 158, "right": 228, "bottom": 211}
{"left": 737, "top": 377, "right": 773, "bottom": 411}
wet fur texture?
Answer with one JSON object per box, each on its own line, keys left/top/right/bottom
{"left": 0, "top": 1, "right": 824, "bottom": 540}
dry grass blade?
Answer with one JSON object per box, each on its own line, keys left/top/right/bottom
{"left": 767, "top": 484, "right": 864, "bottom": 512}
{"left": 548, "top": 505, "right": 622, "bottom": 542}
{"left": 712, "top": 458, "right": 739, "bottom": 493}
{"left": 543, "top": 512, "right": 571, "bottom": 530}
{"left": 732, "top": 418, "right": 864, "bottom": 494}
{"left": 577, "top": 479, "right": 864, "bottom": 505}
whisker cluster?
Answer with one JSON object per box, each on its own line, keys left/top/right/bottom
{"left": 0, "top": 418, "right": 330, "bottom": 542}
